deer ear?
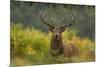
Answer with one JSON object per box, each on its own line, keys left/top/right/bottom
{"left": 49, "top": 27, "right": 53, "bottom": 32}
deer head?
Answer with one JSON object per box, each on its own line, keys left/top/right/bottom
{"left": 39, "top": 11, "right": 76, "bottom": 56}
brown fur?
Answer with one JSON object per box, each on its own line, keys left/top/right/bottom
{"left": 50, "top": 28, "right": 79, "bottom": 57}
{"left": 63, "top": 43, "right": 79, "bottom": 57}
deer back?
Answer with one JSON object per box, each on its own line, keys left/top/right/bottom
{"left": 63, "top": 43, "right": 79, "bottom": 57}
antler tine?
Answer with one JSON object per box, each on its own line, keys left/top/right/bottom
{"left": 61, "top": 12, "right": 77, "bottom": 28}
{"left": 39, "top": 11, "right": 53, "bottom": 28}
{"left": 51, "top": 17, "right": 55, "bottom": 28}
{"left": 60, "top": 17, "right": 64, "bottom": 28}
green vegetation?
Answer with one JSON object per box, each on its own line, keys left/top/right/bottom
{"left": 11, "top": 24, "right": 95, "bottom": 66}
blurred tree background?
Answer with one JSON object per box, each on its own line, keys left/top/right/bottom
{"left": 11, "top": 1, "right": 95, "bottom": 40}
{"left": 10, "top": 0, "right": 95, "bottom": 66}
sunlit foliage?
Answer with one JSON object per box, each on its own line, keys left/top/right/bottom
{"left": 11, "top": 23, "right": 95, "bottom": 66}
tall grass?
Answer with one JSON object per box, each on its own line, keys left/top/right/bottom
{"left": 10, "top": 23, "right": 95, "bottom": 66}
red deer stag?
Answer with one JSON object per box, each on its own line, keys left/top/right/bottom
{"left": 39, "top": 11, "right": 79, "bottom": 57}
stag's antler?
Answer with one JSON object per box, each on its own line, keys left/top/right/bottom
{"left": 39, "top": 11, "right": 55, "bottom": 28}
{"left": 60, "top": 12, "right": 77, "bottom": 29}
